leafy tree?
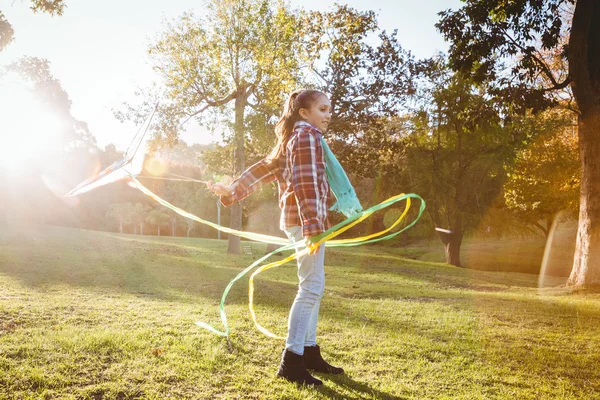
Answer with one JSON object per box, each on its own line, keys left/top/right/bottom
{"left": 303, "top": 5, "right": 414, "bottom": 179}
{"left": 504, "top": 110, "right": 580, "bottom": 237}
{"left": 131, "top": 203, "right": 151, "bottom": 235}
{"left": 180, "top": 186, "right": 217, "bottom": 238}
{"left": 129, "top": 0, "right": 304, "bottom": 253}
{"left": 0, "top": 12, "right": 15, "bottom": 52}
{"left": 3, "top": 57, "right": 95, "bottom": 150}
{"left": 137, "top": 148, "right": 221, "bottom": 238}
{"left": 146, "top": 208, "right": 170, "bottom": 236}
{"left": 437, "top": 0, "right": 600, "bottom": 286}
{"left": 1, "top": 56, "right": 104, "bottom": 229}
{"left": 0, "top": 0, "right": 66, "bottom": 51}
{"left": 404, "top": 64, "right": 542, "bottom": 267}
{"left": 106, "top": 203, "right": 133, "bottom": 234}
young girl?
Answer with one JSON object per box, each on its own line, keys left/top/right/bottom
{"left": 207, "top": 89, "right": 344, "bottom": 386}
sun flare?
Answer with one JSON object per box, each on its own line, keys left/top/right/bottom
{"left": 0, "top": 79, "right": 64, "bottom": 169}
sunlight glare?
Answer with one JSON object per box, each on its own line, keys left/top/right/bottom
{"left": 0, "top": 79, "right": 64, "bottom": 169}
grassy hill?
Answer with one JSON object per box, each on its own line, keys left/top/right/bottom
{"left": 388, "top": 221, "right": 578, "bottom": 276}
{"left": 1, "top": 223, "right": 599, "bottom": 399}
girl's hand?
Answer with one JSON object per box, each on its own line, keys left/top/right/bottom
{"left": 206, "top": 180, "right": 232, "bottom": 196}
{"left": 305, "top": 238, "right": 320, "bottom": 255}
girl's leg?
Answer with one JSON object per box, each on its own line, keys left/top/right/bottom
{"left": 283, "top": 226, "right": 325, "bottom": 355}
{"left": 304, "top": 245, "right": 325, "bottom": 347}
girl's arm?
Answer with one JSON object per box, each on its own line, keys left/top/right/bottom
{"left": 207, "top": 159, "right": 276, "bottom": 207}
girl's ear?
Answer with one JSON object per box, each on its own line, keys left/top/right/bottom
{"left": 298, "top": 108, "right": 308, "bottom": 120}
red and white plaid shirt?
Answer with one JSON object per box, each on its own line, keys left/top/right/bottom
{"left": 220, "top": 121, "right": 331, "bottom": 238}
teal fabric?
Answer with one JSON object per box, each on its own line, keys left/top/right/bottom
{"left": 321, "top": 138, "right": 363, "bottom": 218}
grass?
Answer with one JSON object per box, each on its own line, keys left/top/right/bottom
{"left": 388, "top": 221, "right": 578, "bottom": 276}
{"left": 0, "top": 222, "right": 599, "bottom": 399}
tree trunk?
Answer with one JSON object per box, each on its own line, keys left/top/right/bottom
{"left": 140, "top": 223, "right": 144, "bottom": 235}
{"left": 171, "top": 217, "right": 176, "bottom": 237}
{"left": 535, "top": 219, "right": 550, "bottom": 238}
{"left": 438, "top": 229, "right": 463, "bottom": 267}
{"left": 265, "top": 242, "right": 282, "bottom": 255}
{"left": 157, "top": 225, "right": 160, "bottom": 236}
{"left": 569, "top": 112, "right": 600, "bottom": 286}
{"left": 119, "top": 217, "right": 123, "bottom": 234}
{"left": 227, "top": 89, "right": 247, "bottom": 254}
{"left": 567, "top": 0, "right": 600, "bottom": 287}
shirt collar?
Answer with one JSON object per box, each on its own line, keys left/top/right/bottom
{"left": 294, "top": 120, "right": 323, "bottom": 135}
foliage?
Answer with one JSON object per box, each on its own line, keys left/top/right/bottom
{"left": 131, "top": 203, "right": 151, "bottom": 235}
{"left": 106, "top": 203, "right": 134, "bottom": 233}
{"left": 118, "top": 0, "right": 304, "bottom": 148}
{"left": 402, "top": 58, "right": 554, "bottom": 265}
{"left": 436, "top": 0, "right": 572, "bottom": 111}
{"left": 0, "top": 0, "right": 66, "bottom": 52}
{"left": 504, "top": 109, "right": 580, "bottom": 236}
{"left": 145, "top": 208, "right": 170, "bottom": 236}
{"left": 303, "top": 5, "right": 415, "bottom": 178}
{"left": 437, "top": 0, "right": 600, "bottom": 286}
{"left": 0, "top": 12, "right": 15, "bottom": 51}
{"left": 3, "top": 57, "right": 95, "bottom": 150}
{"left": 0, "top": 56, "right": 110, "bottom": 230}
{"left": 29, "top": 0, "right": 66, "bottom": 15}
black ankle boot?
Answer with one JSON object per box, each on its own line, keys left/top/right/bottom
{"left": 304, "top": 345, "right": 344, "bottom": 374}
{"left": 277, "top": 349, "right": 323, "bottom": 386}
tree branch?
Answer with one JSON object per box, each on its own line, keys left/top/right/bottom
{"left": 180, "top": 89, "right": 238, "bottom": 125}
{"left": 501, "top": 27, "right": 568, "bottom": 91}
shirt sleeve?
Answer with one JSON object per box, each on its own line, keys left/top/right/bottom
{"left": 290, "top": 129, "right": 325, "bottom": 238}
{"left": 220, "top": 158, "right": 276, "bottom": 207}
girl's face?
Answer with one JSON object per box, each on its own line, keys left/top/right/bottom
{"left": 299, "top": 95, "right": 332, "bottom": 133}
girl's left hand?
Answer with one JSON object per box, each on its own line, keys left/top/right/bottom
{"left": 206, "top": 180, "right": 232, "bottom": 196}
{"left": 305, "top": 238, "right": 320, "bottom": 255}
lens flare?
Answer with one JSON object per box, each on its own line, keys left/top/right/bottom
{"left": 0, "top": 79, "right": 64, "bottom": 169}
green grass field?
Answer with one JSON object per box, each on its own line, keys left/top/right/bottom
{"left": 387, "top": 221, "right": 578, "bottom": 276}
{"left": 1, "top": 223, "right": 599, "bottom": 399}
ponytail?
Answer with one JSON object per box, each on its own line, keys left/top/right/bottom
{"left": 267, "top": 89, "right": 325, "bottom": 162}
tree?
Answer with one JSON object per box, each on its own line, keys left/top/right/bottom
{"left": 404, "top": 62, "right": 543, "bottom": 267}
{"left": 0, "top": 12, "right": 15, "bottom": 52}
{"left": 437, "top": 0, "right": 600, "bottom": 286}
{"left": 3, "top": 57, "right": 96, "bottom": 153}
{"left": 131, "top": 203, "right": 151, "bottom": 235}
{"left": 146, "top": 209, "right": 170, "bottom": 236}
{"left": 1, "top": 1, "right": 66, "bottom": 51}
{"left": 133, "top": 0, "right": 304, "bottom": 254}
{"left": 303, "top": 5, "right": 414, "bottom": 178}
{"left": 504, "top": 110, "right": 580, "bottom": 237}
{"left": 1, "top": 56, "right": 103, "bottom": 229}
{"left": 106, "top": 203, "right": 133, "bottom": 234}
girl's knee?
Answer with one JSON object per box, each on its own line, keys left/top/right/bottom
{"left": 296, "top": 282, "right": 325, "bottom": 303}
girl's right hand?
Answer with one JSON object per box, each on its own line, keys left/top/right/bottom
{"left": 206, "top": 180, "right": 232, "bottom": 196}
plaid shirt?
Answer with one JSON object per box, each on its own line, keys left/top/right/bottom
{"left": 220, "top": 121, "right": 330, "bottom": 238}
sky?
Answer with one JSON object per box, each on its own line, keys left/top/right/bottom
{"left": 1, "top": 0, "right": 463, "bottom": 151}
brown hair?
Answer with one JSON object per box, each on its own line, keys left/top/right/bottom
{"left": 267, "top": 89, "right": 326, "bottom": 161}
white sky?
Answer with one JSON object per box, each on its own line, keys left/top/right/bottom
{"left": 1, "top": 0, "right": 462, "bottom": 150}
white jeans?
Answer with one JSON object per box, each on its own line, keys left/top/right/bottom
{"left": 283, "top": 226, "right": 326, "bottom": 355}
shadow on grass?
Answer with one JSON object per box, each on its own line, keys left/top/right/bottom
{"left": 317, "top": 374, "right": 408, "bottom": 400}
{"left": 0, "top": 229, "right": 259, "bottom": 305}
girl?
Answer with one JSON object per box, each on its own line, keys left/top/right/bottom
{"left": 207, "top": 89, "right": 344, "bottom": 386}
